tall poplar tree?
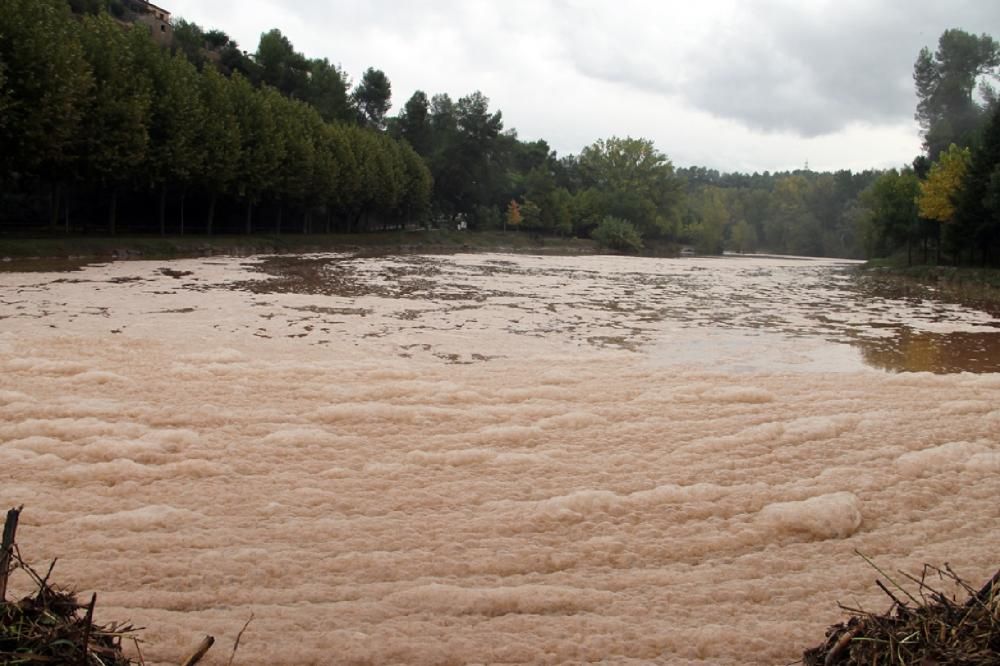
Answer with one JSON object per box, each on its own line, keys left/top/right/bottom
{"left": 79, "top": 13, "right": 153, "bottom": 234}
{"left": 143, "top": 50, "right": 205, "bottom": 234}
{"left": 0, "top": 0, "right": 92, "bottom": 228}
{"left": 230, "top": 73, "right": 284, "bottom": 233}
{"left": 196, "top": 67, "right": 241, "bottom": 234}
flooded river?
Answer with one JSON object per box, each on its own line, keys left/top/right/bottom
{"left": 1, "top": 252, "right": 998, "bottom": 665}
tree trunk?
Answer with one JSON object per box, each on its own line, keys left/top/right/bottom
{"left": 276, "top": 205, "right": 283, "bottom": 235}
{"left": 325, "top": 211, "right": 331, "bottom": 234}
{"left": 108, "top": 188, "right": 118, "bottom": 236}
{"left": 49, "top": 182, "right": 62, "bottom": 233}
{"left": 206, "top": 193, "right": 217, "bottom": 235}
{"left": 158, "top": 183, "right": 168, "bottom": 236}
{"left": 64, "top": 190, "right": 71, "bottom": 234}
{"left": 245, "top": 200, "right": 253, "bottom": 235}
{"left": 1, "top": 506, "right": 22, "bottom": 602}
{"left": 302, "top": 210, "right": 309, "bottom": 235}
{"left": 179, "top": 190, "right": 186, "bottom": 236}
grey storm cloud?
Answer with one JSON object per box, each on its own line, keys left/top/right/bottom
{"left": 169, "top": 1, "right": 999, "bottom": 138}
{"left": 165, "top": 0, "right": 1000, "bottom": 170}
{"left": 560, "top": 0, "right": 1000, "bottom": 136}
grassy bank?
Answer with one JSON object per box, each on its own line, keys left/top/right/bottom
{"left": 0, "top": 230, "right": 600, "bottom": 270}
{"left": 860, "top": 261, "right": 1000, "bottom": 314}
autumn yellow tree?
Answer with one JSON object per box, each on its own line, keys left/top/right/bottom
{"left": 918, "top": 144, "right": 971, "bottom": 224}
{"left": 505, "top": 199, "right": 522, "bottom": 232}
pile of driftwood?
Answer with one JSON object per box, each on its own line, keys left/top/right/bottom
{"left": 804, "top": 555, "right": 1000, "bottom": 665}
{"left": 0, "top": 507, "right": 223, "bottom": 666}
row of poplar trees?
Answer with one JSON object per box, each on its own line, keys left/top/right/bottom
{"left": 0, "top": 0, "right": 431, "bottom": 236}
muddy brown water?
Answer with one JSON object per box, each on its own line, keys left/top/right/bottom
{"left": 1, "top": 253, "right": 998, "bottom": 665}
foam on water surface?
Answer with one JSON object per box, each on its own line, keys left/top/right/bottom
{"left": 1, "top": 253, "right": 998, "bottom": 665}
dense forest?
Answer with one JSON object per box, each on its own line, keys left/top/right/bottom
{"left": 1, "top": 0, "right": 999, "bottom": 264}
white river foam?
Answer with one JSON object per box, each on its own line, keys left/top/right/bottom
{"left": 1, "top": 252, "right": 998, "bottom": 665}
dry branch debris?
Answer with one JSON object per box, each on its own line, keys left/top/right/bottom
{"left": 179, "top": 635, "right": 215, "bottom": 666}
{"left": 0, "top": 507, "right": 235, "bottom": 666}
{"left": 0, "top": 507, "right": 145, "bottom": 665}
{"left": 803, "top": 559, "right": 1000, "bottom": 665}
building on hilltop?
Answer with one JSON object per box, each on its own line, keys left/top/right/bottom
{"left": 123, "top": 0, "right": 172, "bottom": 45}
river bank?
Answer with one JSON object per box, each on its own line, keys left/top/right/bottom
{"left": 859, "top": 263, "right": 1000, "bottom": 316}
{"left": 0, "top": 230, "right": 601, "bottom": 271}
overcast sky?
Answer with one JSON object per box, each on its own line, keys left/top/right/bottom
{"left": 164, "top": 0, "right": 1000, "bottom": 173}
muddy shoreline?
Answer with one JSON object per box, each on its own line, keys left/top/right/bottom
{"left": 0, "top": 231, "right": 602, "bottom": 273}
{"left": 859, "top": 265, "right": 1000, "bottom": 317}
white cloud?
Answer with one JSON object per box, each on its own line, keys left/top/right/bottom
{"left": 164, "top": 0, "right": 1000, "bottom": 171}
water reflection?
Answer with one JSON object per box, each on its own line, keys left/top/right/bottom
{"left": 855, "top": 329, "right": 1000, "bottom": 373}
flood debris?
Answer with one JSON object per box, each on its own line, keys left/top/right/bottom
{"left": 0, "top": 506, "right": 222, "bottom": 666}
{"left": 803, "top": 556, "right": 1000, "bottom": 665}
{"left": 0, "top": 506, "right": 143, "bottom": 665}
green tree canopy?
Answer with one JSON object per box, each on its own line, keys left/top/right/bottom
{"left": 305, "top": 58, "right": 353, "bottom": 123}
{"left": 684, "top": 186, "right": 729, "bottom": 254}
{"left": 862, "top": 169, "right": 921, "bottom": 261}
{"left": 79, "top": 12, "right": 154, "bottom": 233}
{"left": 954, "top": 105, "right": 1000, "bottom": 262}
{"left": 143, "top": 49, "right": 205, "bottom": 234}
{"left": 195, "top": 66, "right": 241, "bottom": 233}
{"left": 230, "top": 73, "right": 285, "bottom": 231}
{"left": 0, "top": 0, "right": 92, "bottom": 178}
{"left": 397, "top": 90, "right": 432, "bottom": 156}
{"left": 423, "top": 91, "right": 509, "bottom": 225}
{"left": 256, "top": 28, "right": 310, "bottom": 98}
{"left": 914, "top": 29, "right": 1000, "bottom": 159}
{"left": 592, "top": 216, "right": 644, "bottom": 254}
{"left": 578, "top": 136, "right": 682, "bottom": 238}
{"left": 354, "top": 67, "right": 392, "bottom": 130}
